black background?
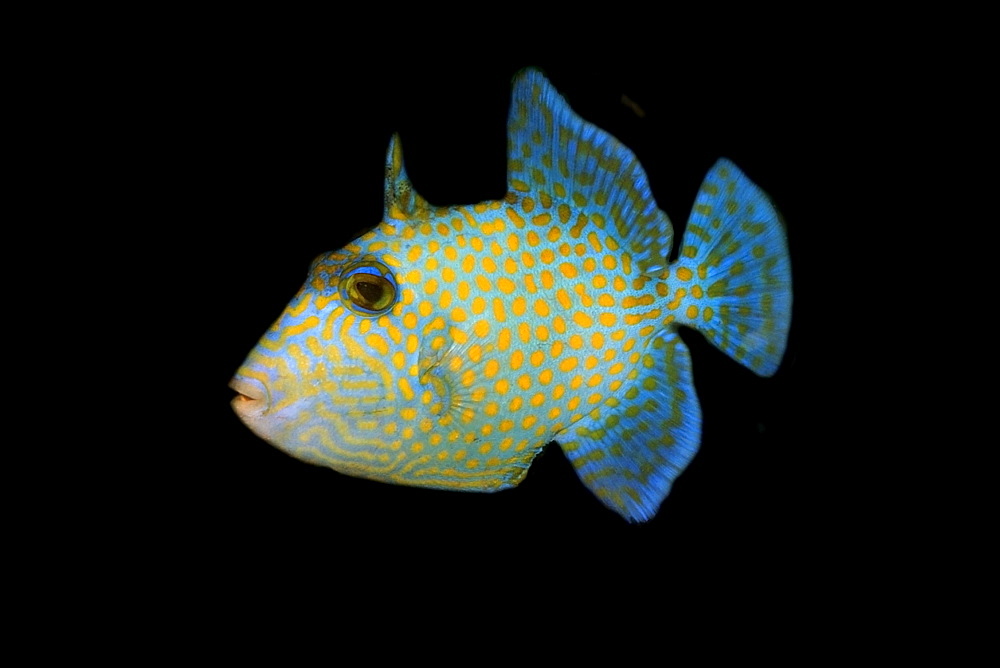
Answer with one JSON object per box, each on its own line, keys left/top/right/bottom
{"left": 160, "top": 56, "right": 854, "bottom": 575}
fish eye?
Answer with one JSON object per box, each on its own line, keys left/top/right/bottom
{"left": 340, "top": 260, "right": 397, "bottom": 315}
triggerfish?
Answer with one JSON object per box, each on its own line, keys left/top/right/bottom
{"left": 230, "top": 69, "right": 792, "bottom": 521}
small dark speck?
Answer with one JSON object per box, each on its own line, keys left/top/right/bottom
{"left": 621, "top": 94, "right": 646, "bottom": 118}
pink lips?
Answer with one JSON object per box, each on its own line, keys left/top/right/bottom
{"left": 229, "top": 376, "right": 269, "bottom": 418}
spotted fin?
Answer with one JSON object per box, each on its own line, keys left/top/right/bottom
{"left": 673, "top": 160, "right": 792, "bottom": 376}
{"left": 506, "top": 69, "right": 673, "bottom": 273}
{"left": 556, "top": 333, "right": 701, "bottom": 522}
{"left": 384, "top": 133, "right": 431, "bottom": 222}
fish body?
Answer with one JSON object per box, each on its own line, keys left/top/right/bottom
{"left": 231, "top": 69, "right": 792, "bottom": 521}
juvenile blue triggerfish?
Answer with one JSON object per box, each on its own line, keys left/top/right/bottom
{"left": 230, "top": 69, "right": 792, "bottom": 521}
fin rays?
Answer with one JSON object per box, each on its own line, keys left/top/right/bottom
{"left": 506, "top": 70, "right": 673, "bottom": 274}
{"left": 556, "top": 333, "right": 701, "bottom": 522}
{"left": 675, "top": 159, "right": 792, "bottom": 376}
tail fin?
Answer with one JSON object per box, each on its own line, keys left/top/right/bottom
{"left": 673, "top": 159, "right": 792, "bottom": 376}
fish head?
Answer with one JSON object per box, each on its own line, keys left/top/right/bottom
{"left": 230, "top": 229, "right": 419, "bottom": 479}
{"left": 230, "top": 132, "right": 544, "bottom": 492}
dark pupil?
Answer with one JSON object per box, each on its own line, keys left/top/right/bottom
{"left": 354, "top": 278, "right": 384, "bottom": 306}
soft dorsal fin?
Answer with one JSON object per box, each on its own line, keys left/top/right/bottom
{"left": 383, "top": 133, "right": 431, "bottom": 221}
{"left": 506, "top": 69, "right": 673, "bottom": 273}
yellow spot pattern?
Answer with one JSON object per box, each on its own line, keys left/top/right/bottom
{"left": 231, "top": 69, "right": 789, "bottom": 523}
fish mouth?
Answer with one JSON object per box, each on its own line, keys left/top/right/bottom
{"left": 229, "top": 376, "right": 270, "bottom": 419}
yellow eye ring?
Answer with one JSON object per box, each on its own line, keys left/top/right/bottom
{"left": 339, "top": 260, "right": 397, "bottom": 315}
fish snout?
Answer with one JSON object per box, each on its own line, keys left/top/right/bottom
{"left": 229, "top": 376, "right": 270, "bottom": 419}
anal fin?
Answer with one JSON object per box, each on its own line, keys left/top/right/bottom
{"left": 556, "top": 333, "right": 701, "bottom": 522}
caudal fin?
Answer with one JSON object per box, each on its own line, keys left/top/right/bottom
{"left": 673, "top": 159, "right": 792, "bottom": 376}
